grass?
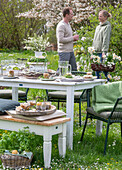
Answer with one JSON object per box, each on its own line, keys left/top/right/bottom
{"left": 0, "top": 50, "right": 122, "bottom": 169}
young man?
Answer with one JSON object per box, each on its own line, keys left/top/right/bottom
{"left": 56, "top": 7, "right": 79, "bottom": 71}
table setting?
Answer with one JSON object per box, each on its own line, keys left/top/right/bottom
{"left": 0, "top": 58, "right": 97, "bottom": 82}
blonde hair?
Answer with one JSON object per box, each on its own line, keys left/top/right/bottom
{"left": 100, "top": 10, "right": 112, "bottom": 19}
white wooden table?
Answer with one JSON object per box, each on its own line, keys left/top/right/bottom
{"left": 0, "top": 113, "right": 71, "bottom": 168}
{"left": 0, "top": 76, "right": 105, "bottom": 149}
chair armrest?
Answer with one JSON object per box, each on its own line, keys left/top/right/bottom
{"left": 79, "top": 89, "right": 87, "bottom": 100}
{"left": 46, "top": 89, "right": 49, "bottom": 101}
{"left": 26, "top": 88, "right": 29, "bottom": 96}
{"left": 71, "top": 71, "right": 86, "bottom": 75}
{"left": 109, "top": 96, "right": 122, "bottom": 118}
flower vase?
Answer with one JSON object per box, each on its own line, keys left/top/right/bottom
{"left": 35, "top": 51, "right": 46, "bottom": 57}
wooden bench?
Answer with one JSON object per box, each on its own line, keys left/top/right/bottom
{"left": 0, "top": 88, "right": 29, "bottom": 102}
{"left": 0, "top": 113, "right": 71, "bottom": 168}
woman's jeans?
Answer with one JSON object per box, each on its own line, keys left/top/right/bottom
{"left": 96, "top": 53, "right": 109, "bottom": 81}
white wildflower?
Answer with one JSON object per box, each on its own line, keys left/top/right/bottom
{"left": 81, "top": 46, "right": 84, "bottom": 51}
{"left": 81, "top": 37, "right": 86, "bottom": 41}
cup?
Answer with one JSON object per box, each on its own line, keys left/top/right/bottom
{"left": 58, "top": 61, "right": 71, "bottom": 76}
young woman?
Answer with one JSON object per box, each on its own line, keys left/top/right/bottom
{"left": 93, "top": 10, "right": 112, "bottom": 80}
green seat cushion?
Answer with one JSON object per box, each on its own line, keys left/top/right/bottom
{"left": 0, "top": 89, "right": 26, "bottom": 99}
{"left": 0, "top": 99, "right": 20, "bottom": 114}
{"left": 87, "top": 107, "right": 122, "bottom": 120}
{"left": 48, "top": 91, "right": 87, "bottom": 100}
{"left": 92, "top": 81, "right": 122, "bottom": 113}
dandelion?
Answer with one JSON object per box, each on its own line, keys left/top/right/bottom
{"left": 4, "top": 130, "right": 7, "bottom": 133}
{"left": 111, "top": 158, "right": 114, "bottom": 160}
{"left": 54, "top": 144, "right": 57, "bottom": 149}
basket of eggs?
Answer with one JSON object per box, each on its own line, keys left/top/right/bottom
{"left": 0, "top": 150, "right": 33, "bottom": 169}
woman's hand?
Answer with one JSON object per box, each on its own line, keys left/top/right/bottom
{"left": 102, "top": 52, "right": 105, "bottom": 57}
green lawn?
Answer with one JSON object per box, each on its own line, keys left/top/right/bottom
{"left": 0, "top": 50, "right": 122, "bottom": 170}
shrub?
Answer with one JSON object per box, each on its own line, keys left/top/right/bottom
{"left": 0, "top": 127, "right": 41, "bottom": 153}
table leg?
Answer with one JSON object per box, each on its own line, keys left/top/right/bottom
{"left": 66, "top": 86, "right": 74, "bottom": 150}
{"left": 58, "top": 123, "right": 66, "bottom": 157}
{"left": 12, "top": 87, "right": 18, "bottom": 101}
{"left": 43, "top": 134, "right": 52, "bottom": 168}
{"left": 96, "top": 120, "right": 103, "bottom": 136}
{"left": 86, "top": 89, "right": 91, "bottom": 107}
{"left": 86, "top": 89, "right": 103, "bottom": 135}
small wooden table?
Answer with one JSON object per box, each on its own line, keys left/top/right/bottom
{"left": 0, "top": 114, "right": 71, "bottom": 168}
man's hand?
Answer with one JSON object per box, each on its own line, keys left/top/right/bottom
{"left": 73, "top": 35, "right": 79, "bottom": 41}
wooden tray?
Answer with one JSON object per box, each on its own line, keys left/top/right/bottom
{"left": 6, "top": 110, "right": 66, "bottom": 121}
{"left": 16, "top": 105, "right": 56, "bottom": 116}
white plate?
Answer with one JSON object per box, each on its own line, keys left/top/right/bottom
{"left": 83, "top": 78, "right": 94, "bottom": 81}
{"left": 41, "top": 78, "right": 55, "bottom": 81}
{"left": 3, "top": 76, "right": 19, "bottom": 79}
{"left": 61, "top": 78, "right": 84, "bottom": 82}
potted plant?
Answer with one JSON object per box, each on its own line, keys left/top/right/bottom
{"left": 23, "top": 33, "right": 50, "bottom": 72}
{"left": 23, "top": 33, "right": 50, "bottom": 57}
{"left": 88, "top": 47, "right": 121, "bottom": 72}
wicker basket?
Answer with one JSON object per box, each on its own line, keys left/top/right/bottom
{"left": 91, "top": 63, "right": 115, "bottom": 72}
{"left": 0, "top": 153, "right": 33, "bottom": 169}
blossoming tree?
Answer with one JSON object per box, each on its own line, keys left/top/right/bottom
{"left": 17, "top": 0, "right": 120, "bottom": 28}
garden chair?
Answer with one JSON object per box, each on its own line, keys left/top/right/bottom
{"left": 0, "top": 88, "right": 29, "bottom": 102}
{"left": 80, "top": 81, "right": 122, "bottom": 154}
{"left": 46, "top": 71, "right": 89, "bottom": 127}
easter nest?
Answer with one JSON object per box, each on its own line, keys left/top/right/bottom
{"left": 91, "top": 63, "right": 115, "bottom": 72}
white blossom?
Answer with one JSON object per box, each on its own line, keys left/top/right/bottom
{"left": 81, "top": 47, "right": 84, "bottom": 51}
{"left": 81, "top": 37, "right": 86, "bottom": 41}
